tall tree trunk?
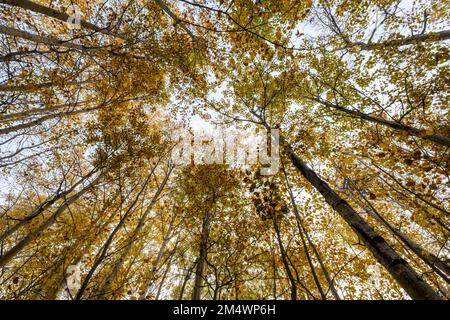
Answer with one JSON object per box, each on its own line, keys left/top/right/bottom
{"left": 347, "top": 182, "right": 450, "bottom": 284}
{"left": 271, "top": 244, "right": 277, "bottom": 299}
{"left": 0, "top": 173, "right": 103, "bottom": 268}
{"left": 283, "top": 141, "right": 441, "bottom": 299}
{"left": 178, "top": 261, "right": 196, "bottom": 300}
{"left": 282, "top": 161, "right": 341, "bottom": 299}
{"left": 234, "top": 276, "right": 239, "bottom": 300}
{"left": 272, "top": 214, "right": 297, "bottom": 300}
{"left": 0, "top": 80, "right": 93, "bottom": 93}
{"left": 0, "top": 106, "right": 103, "bottom": 136}
{"left": 369, "top": 206, "right": 450, "bottom": 284}
{"left": 33, "top": 189, "right": 122, "bottom": 300}
{"left": 0, "top": 25, "right": 127, "bottom": 57}
{"left": 191, "top": 210, "right": 212, "bottom": 300}
{"left": 74, "top": 174, "right": 152, "bottom": 300}
{"left": 309, "top": 97, "right": 450, "bottom": 147}
{"left": 137, "top": 234, "right": 172, "bottom": 299}
{"left": 155, "top": 245, "right": 178, "bottom": 300}
{"left": 0, "top": 0, "right": 129, "bottom": 40}
{"left": 351, "top": 29, "right": 450, "bottom": 50}
{"left": 0, "top": 100, "right": 89, "bottom": 123}
{"left": 74, "top": 212, "right": 130, "bottom": 300}
{"left": 32, "top": 254, "right": 67, "bottom": 299}
{"left": 97, "top": 168, "right": 172, "bottom": 299}
{"left": 0, "top": 167, "right": 99, "bottom": 242}
{"left": 139, "top": 209, "right": 177, "bottom": 299}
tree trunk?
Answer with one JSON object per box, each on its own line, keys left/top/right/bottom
{"left": 272, "top": 214, "right": 297, "bottom": 300}
{"left": 139, "top": 209, "right": 177, "bottom": 299}
{"left": 351, "top": 29, "right": 450, "bottom": 50}
{"left": 97, "top": 168, "right": 172, "bottom": 298}
{"left": 74, "top": 174, "right": 152, "bottom": 300}
{"left": 155, "top": 246, "right": 177, "bottom": 300}
{"left": 310, "top": 97, "right": 450, "bottom": 147}
{"left": 0, "top": 80, "right": 93, "bottom": 93}
{"left": 348, "top": 184, "right": 450, "bottom": 284}
{"left": 0, "top": 25, "right": 126, "bottom": 57}
{"left": 191, "top": 210, "right": 212, "bottom": 300}
{"left": 284, "top": 141, "right": 441, "bottom": 300}
{"left": 0, "top": 173, "right": 103, "bottom": 268}
{"left": 178, "top": 261, "right": 196, "bottom": 300}
{"left": 0, "top": 106, "right": 103, "bottom": 136}
{"left": 0, "top": 0, "right": 129, "bottom": 40}
{"left": 0, "top": 168, "right": 98, "bottom": 242}
{"left": 282, "top": 161, "right": 341, "bottom": 299}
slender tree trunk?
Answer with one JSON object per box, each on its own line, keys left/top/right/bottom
{"left": 351, "top": 29, "right": 450, "bottom": 50}
{"left": 348, "top": 184, "right": 450, "bottom": 284}
{"left": 282, "top": 161, "right": 341, "bottom": 300}
{"left": 0, "top": 173, "right": 103, "bottom": 268}
{"left": 370, "top": 206, "right": 450, "bottom": 283}
{"left": 0, "top": 80, "right": 93, "bottom": 93}
{"left": 0, "top": 168, "right": 98, "bottom": 242}
{"left": 0, "top": 106, "right": 103, "bottom": 135}
{"left": 178, "top": 261, "right": 196, "bottom": 300}
{"left": 283, "top": 141, "right": 441, "bottom": 299}
{"left": 286, "top": 199, "right": 327, "bottom": 299}
{"left": 272, "top": 214, "right": 297, "bottom": 300}
{"left": 139, "top": 210, "right": 177, "bottom": 299}
{"left": 0, "top": 0, "right": 129, "bottom": 40}
{"left": 372, "top": 163, "right": 449, "bottom": 215}
{"left": 32, "top": 189, "right": 122, "bottom": 300}
{"left": 97, "top": 168, "right": 172, "bottom": 298}
{"left": 74, "top": 174, "right": 152, "bottom": 300}
{"left": 271, "top": 244, "right": 277, "bottom": 300}
{"left": 212, "top": 286, "right": 219, "bottom": 300}
{"left": 191, "top": 210, "right": 212, "bottom": 300}
{"left": 310, "top": 97, "right": 450, "bottom": 147}
{"left": 0, "top": 25, "right": 128, "bottom": 57}
{"left": 155, "top": 245, "right": 177, "bottom": 300}
{"left": 74, "top": 219, "right": 125, "bottom": 300}
{"left": 32, "top": 255, "right": 67, "bottom": 299}
{"left": 0, "top": 101, "right": 90, "bottom": 122}
{"left": 138, "top": 234, "right": 172, "bottom": 299}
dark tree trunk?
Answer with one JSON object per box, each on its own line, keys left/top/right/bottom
{"left": 310, "top": 97, "right": 450, "bottom": 147}
{"left": 272, "top": 214, "right": 297, "bottom": 300}
{"left": 191, "top": 209, "right": 212, "bottom": 300}
{"left": 284, "top": 143, "right": 441, "bottom": 300}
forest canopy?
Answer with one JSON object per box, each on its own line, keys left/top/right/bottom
{"left": 0, "top": 0, "right": 449, "bottom": 300}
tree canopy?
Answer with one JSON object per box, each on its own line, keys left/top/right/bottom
{"left": 0, "top": 0, "right": 449, "bottom": 300}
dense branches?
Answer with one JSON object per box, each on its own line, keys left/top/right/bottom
{"left": 0, "top": 0, "right": 448, "bottom": 300}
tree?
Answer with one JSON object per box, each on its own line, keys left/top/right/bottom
{"left": 1, "top": 0, "right": 448, "bottom": 300}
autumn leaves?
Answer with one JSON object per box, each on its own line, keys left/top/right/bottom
{"left": 0, "top": 0, "right": 449, "bottom": 300}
